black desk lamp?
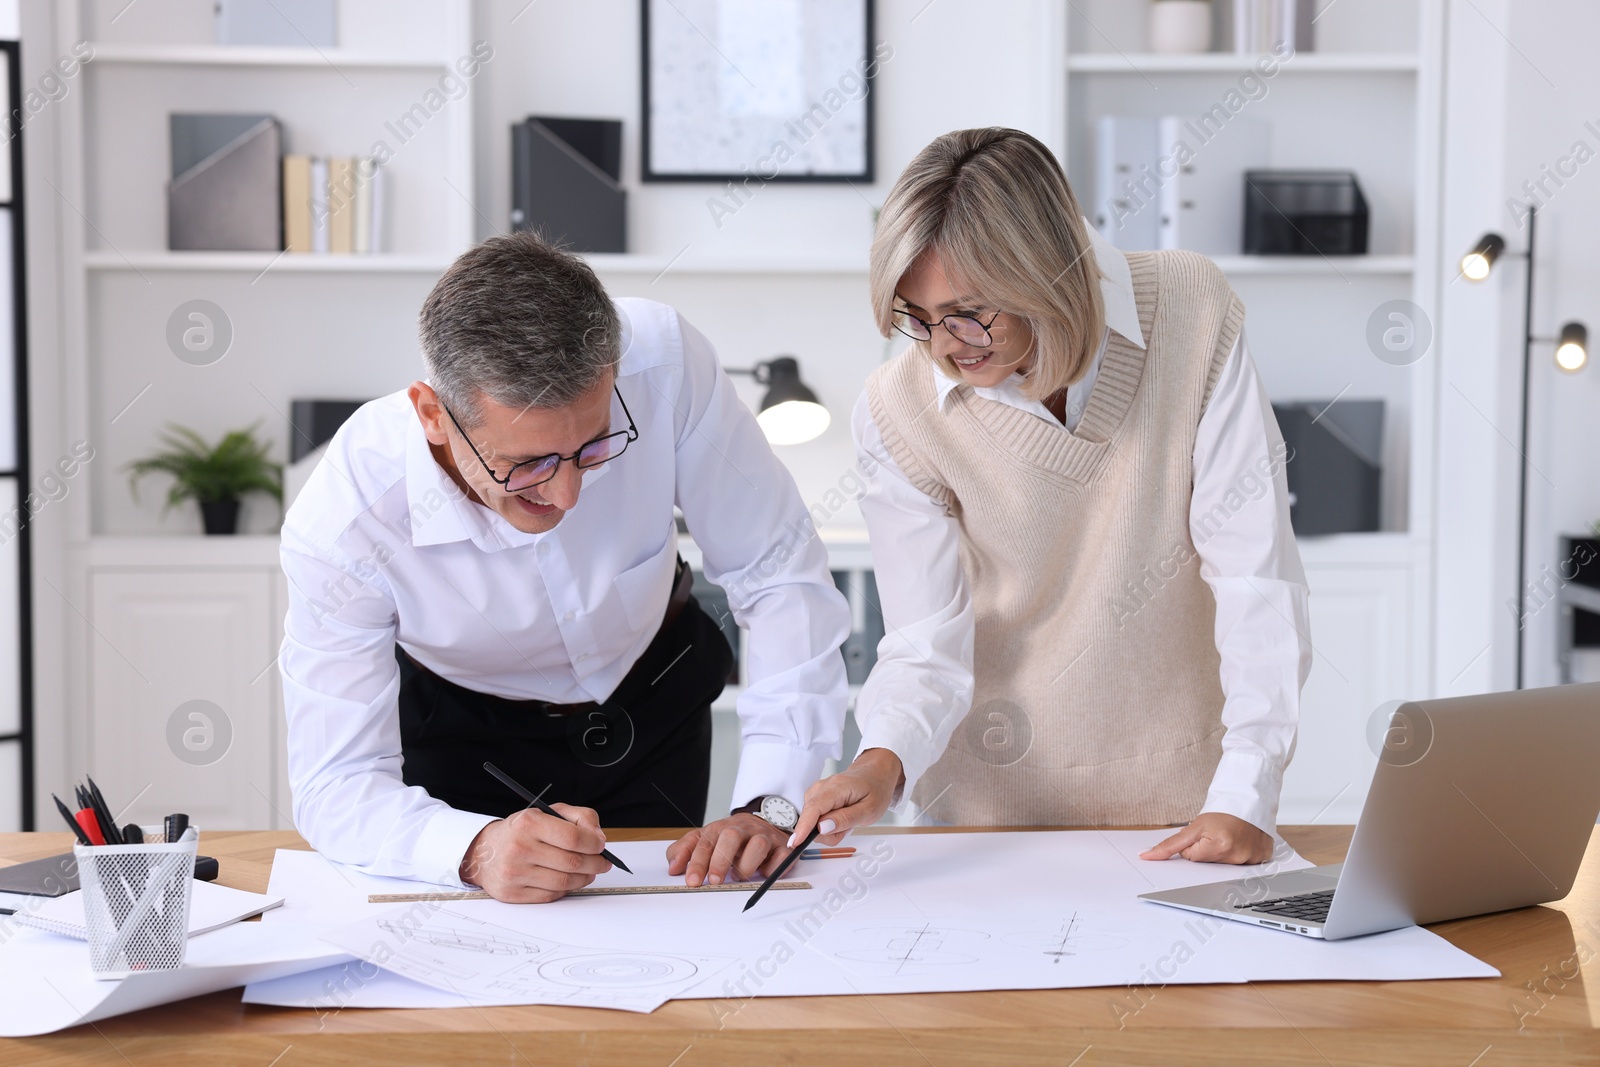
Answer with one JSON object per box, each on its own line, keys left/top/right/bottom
{"left": 726, "top": 357, "right": 830, "bottom": 445}
{"left": 1461, "top": 205, "right": 1590, "bottom": 687}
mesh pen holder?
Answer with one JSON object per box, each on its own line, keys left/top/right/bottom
{"left": 74, "top": 824, "right": 198, "bottom": 978}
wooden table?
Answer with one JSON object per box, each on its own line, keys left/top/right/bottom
{"left": 3, "top": 825, "right": 1598, "bottom": 1066}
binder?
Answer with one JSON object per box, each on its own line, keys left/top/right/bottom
{"left": 1156, "top": 115, "right": 1270, "bottom": 254}
{"left": 167, "top": 113, "right": 282, "bottom": 251}
{"left": 1093, "top": 116, "right": 1161, "bottom": 251}
{"left": 511, "top": 116, "right": 626, "bottom": 253}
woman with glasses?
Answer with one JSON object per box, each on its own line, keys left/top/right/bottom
{"left": 789, "top": 127, "right": 1311, "bottom": 864}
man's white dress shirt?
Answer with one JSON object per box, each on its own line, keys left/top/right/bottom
{"left": 852, "top": 226, "right": 1313, "bottom": 835}
{"left": 280, "top": 298, "right": 850, "bottom": 885}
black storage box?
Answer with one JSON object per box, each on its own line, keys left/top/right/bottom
{"left": 1562, "top": 535, "right": 1600, "bottom": 649}
{"left": 1272, "top": 399, "right": 1383, "bottom": 535}
{"left": 511, "top": 116, "right": 626, "bottom": 253}
{"left": 1244, "top": 170, "right": 1369, "bottom": 255}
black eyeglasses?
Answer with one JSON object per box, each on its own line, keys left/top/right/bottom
{"left": 442, "top": 386, "right": 638, "bottom": 492}
{"left": 890, "top": 301, "right": 1003, "bottom": 348}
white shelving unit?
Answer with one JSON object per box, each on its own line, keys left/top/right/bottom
{"left": 1063, "top": 0, "right": 1445, "bottom": 823}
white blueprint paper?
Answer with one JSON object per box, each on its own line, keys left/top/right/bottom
{"left": 0, "top": 920, "right": 348, "bottom": 1037}
{"left": 318, "top": 905, "right": 736, "bottom": 1012}
{"left": 243, "top": 831, "right": 1498, "bottom": 1012}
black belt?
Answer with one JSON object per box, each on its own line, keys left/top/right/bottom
{"left": 402, "top": 556, "right": 696, "bottom": 718}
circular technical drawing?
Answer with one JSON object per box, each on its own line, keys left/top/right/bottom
{"left": 538, "top": 953, "right": 700, "bottom": 988}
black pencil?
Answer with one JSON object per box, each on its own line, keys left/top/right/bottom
{"left": 743, "top": 824, "right": 821, "bottom": 912}
{"left": 482, "top": 762, "right": 632, "bottom": 875}
{"left": 53, "top": 794, "right": 91, "bottom": 845}
{"left": 84, "top": 776, "right": 124, "bottom": 845}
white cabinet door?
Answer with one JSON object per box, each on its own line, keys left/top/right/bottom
{"left": 1279, "top": 563, "right": 1415, "bottom": 825}
{"left": 88, "top": 569, "right": 278, "bottom": 830}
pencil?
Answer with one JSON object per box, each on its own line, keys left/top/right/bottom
{"left": 744, "top": 824, "right": 820, "bottom": 912}
{"left": 482, "top": 762, "right": 633, "bottom": 875}
{"left": 53, "top": 794, "right": 91, "bottom": 845}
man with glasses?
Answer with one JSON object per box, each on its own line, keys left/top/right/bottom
{"left": 279, "top": 232, "right": 852, "bottom": 902}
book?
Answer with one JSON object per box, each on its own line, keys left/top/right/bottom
{"left": 367, "top": 159, "right": 385, "bottom": 254}
{"left": 352, "top": 157, "right": 375, "bottom": 254}
{"left": 309, "top": 156, "right": 329, "bottom": 253}
{"left": 328, "top": 156, "right": 355, "bottom": 254}
{"left": 282, "top": 154, "right": 312, "bottom": 252}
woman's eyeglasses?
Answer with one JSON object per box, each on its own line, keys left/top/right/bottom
{"left": 442, "top": 386, "right": 638, "bottom": 493}
{"left": 890, "top": 304, "right": 1003, "bottom": 348}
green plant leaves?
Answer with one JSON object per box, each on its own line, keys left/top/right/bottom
{"left": 127, "top": 422, "right": 284, "bottom": 512}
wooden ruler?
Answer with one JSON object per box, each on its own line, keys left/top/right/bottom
{"left": 368, "top": 881, "right": 812, "bottom": 903}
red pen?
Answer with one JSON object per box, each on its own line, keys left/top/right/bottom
{"left": 76, "top": 809, "right": 106, "bottom": 846}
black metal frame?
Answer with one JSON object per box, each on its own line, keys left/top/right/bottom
{"left": 442, "top": 386, "right": 639, "bottom": 492}
{"left": 640, "top": 0, "right": 876, "bottom": 183}
{"left": 0, "top": 40, "right": 33, "bottom": 829}
{"left": 890, "top": 306, "right": 1004, "bottom": 349}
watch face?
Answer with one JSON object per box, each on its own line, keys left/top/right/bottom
{"left": 761, "top": 796, "right": 799, "bottom": 830}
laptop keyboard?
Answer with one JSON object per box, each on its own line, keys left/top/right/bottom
{"left": 1239, "top": 888, "right": 1335, "bottom": 923}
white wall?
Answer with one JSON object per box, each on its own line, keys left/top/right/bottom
{"left": 1434, "top": 0, "right": 1600, "bottom": 692}
{"left": 1498, "top": 0, "right": 1600, "bottom": 687}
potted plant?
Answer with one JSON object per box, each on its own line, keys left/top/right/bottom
{"left": 128, "top": 423, "right": 283, "bottom": 535}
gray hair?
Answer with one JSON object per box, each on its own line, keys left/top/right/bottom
{"left": 418, "top": 231, "right": 621, "bottom": 424}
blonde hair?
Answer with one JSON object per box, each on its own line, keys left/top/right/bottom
{"left": 869, "top": 128, "right": 1106, "bottom": 401}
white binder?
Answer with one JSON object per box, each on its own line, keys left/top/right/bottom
{"left": 1093, "top": 116, "right": 1161, "bottom": 252}
{"left": 1156, "top": 115, "right": 1271, "bottom": 254}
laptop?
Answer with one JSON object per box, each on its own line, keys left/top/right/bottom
{"left": 1139, "top": 681, "right": 1600, "bottom": 940}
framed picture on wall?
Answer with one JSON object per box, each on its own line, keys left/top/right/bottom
{"left": 641, "top": 0, "right": 878, "bottom": 183}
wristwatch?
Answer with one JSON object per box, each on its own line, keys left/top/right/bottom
{"left": 742, "top": 794, "right": 799, "bottom": 832}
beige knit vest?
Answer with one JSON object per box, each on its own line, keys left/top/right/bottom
{"left": 867, "top": 250, "right": 1245, "bottom": 826}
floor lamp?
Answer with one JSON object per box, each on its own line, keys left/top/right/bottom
{"left": 1461, "top": 204, "right": 1590, "bottom": 688}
